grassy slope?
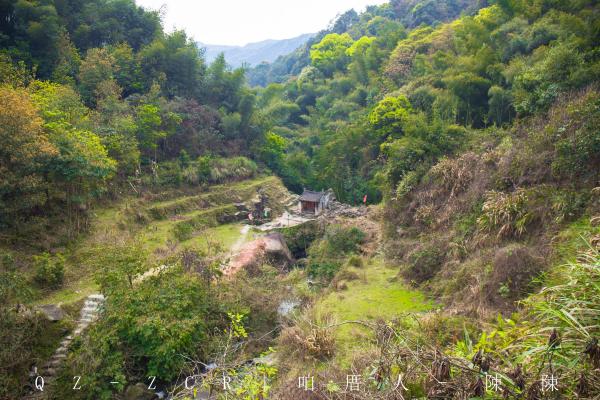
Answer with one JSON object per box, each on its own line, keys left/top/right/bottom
{"left": 36, "top": 176, "right": 288, "bottom": 306}
{"left": 314, "top": 257, "right": 433, "bottom": 367}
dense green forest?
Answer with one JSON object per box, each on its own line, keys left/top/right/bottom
{"left": 251, "top": 0, "right": 599, "bottom": 203}
{"left": 1, "top": 0, "right": 599, "bottom": 399}
{"left": 0, "top": 0, "right": 263, "bottom": 237}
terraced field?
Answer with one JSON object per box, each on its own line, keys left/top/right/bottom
{"left": 37, "top": 176, "right": 291, "bottom": 307}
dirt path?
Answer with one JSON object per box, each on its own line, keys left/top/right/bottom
{"left": 230, "top": 224, "right": 251, "bottom": 253}
{"left": 222, "top": 225, "right": 256, "bottom": 277}
{"left": 255, "top": 211, "right": 314, "bottom": 231}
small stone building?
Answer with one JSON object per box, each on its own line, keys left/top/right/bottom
{"left": 299, "top": 189, "right": 333, "bottom": 215}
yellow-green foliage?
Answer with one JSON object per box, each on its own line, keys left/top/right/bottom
{"left": 209, "top": 156, "right": 258, "bottom": 183}
{"left": 478, "top": 185, "right": 589, "bottom": 238}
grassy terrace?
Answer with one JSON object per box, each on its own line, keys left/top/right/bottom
{"left": 35, "top": 176, "right": 287, "bottom": 306}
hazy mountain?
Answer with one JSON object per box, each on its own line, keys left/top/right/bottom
{"left": 199, "top": 33, "right": 314, "bottom": 67}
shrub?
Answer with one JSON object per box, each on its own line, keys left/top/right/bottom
{"left": 403, "top": 244, "right": 445, "bottom": 284}
{"left": 173, "top": 222, "right": 195, "bottom": 241}
{"left": 485, "top": 245, "right": 543, "bottom": 303}
{"left": 477, "top": 189, "right": 532, "bottom": 238}
{"left": 347, "top": 255, "right": 364, "bottom": 268}
{"left": 307, "top": 261, "right": 341, "bottom": 283}
{"left": 324, "top": 225, "right": 366, "bottom": 255}
{"left": 209, "top": 156, "right": 258, "bottom": 183}
{"left": 331, "top": 268, "right": 361, "bottom": 291}
{"left": 154, "top": 161, "right": 183, "bottom": 186}
{"left": 395, "top": 168, "right": 423, "bottom": 198}
{"left": 550, "top": 90, "right": 600, "bottom": 180}
{"left": 479, "top": 186, "right": 589, "bottom": 238}
{"left": 428, "top": 152, "right": 480, "bottom": 197}
{"left": 278, "top": 221, "right": 323, "bottom": 259}
{"left": 33, "top": 252, "right": 65, "bottom": 288}
{"left": 279, "top": 320, "right": 335, "bottom": 360}
{"left": 182, "top": 165, "right": 199, "bottom": 185}
{"left": 197, "top": 155, "right": 211, "bottom": 183}
{"left": 57, "top": 267, "right": 223, "bottom": 399}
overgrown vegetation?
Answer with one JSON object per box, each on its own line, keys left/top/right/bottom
{"left": 1, "top": 0, "right": 600, "bottom": 398}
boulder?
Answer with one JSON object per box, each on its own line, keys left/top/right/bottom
{"left": 225, "top": 233, "right": 294, "bottom": 276}
{"left": 263, "top": 232, "right": 294, "bottom": 268}
{"left": 38, "top": 304, "right": 65, "bottom": 321}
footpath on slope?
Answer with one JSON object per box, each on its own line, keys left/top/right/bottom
{"left": 24, "top": 294, "right": 105, "bottom": 399}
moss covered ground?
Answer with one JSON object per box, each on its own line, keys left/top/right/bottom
{"left": 314, "top": 257, "right": 433, "bottom": 367}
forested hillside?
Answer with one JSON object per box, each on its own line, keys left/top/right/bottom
{"left": 254, "top": 0, "right": 600, "bottom": 398}
{"left": 0, "top": 0, "right": 267, "bottom": 239}
{"left": 254, "top": 0, "right": 599, "bottom": 203}
{"left": 247, "top": 0, "right": 485, "bottom": 86}
{"left": 1, "top": 0, "right": 599, "bottom": 399}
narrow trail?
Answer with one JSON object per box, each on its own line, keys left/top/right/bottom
{"left": 230, "top": 224, "right": 251, "bottom": 254}
{"left": 222, "top": 224, "right": 253, "bottom": 277}
{"left": 24, "top": 294, "right": 105, "bottom": 399}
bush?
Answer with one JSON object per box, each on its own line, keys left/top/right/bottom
{"left": 173, "top": 222, "right": 195, "bottom": 241}
{"left": 279, "top": 320, "right": 335, "bottom": 360}
{"left": 477, "top": 189, "right": 532, "bottom": 238}
{"left": 278, "top": 221, "right": 323, "bottom": 259}
{"left": 33, "top": 252, "right": 65, "bottom": 288}
{"left": 209, "top": 156, "right": 258, "bottom": 183}
{"left": 307, "top": 261, "right": 341, "bottom": 283}
{"left": 485, "top": 244, "right": 543, "bottom": 303}
{"left": 331, "top": 267, "right": 361, "bottom": 291}
{"left": 56, "top": 267, "right": 224, "bottom": 399}
{"left": 347, "top": 255, "right": 364, "bottom": 268}
{"left": 154, "top": 161, "right": 183, "bottom": 187}
{"left": 550, "top": 90, "right": 600, "bottom": 180}
{"left": 324, "top": 225, "right": 366, "bottom": 255}
{"left": 403, "top": 244, "right": 445, "bottom": 284}
{"left": 197, "top": 155, "right": 211, "bottom": 183}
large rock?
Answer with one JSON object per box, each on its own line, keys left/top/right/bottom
{"left": 38, "top": 304, "right": 65, "bottom": 321}
{"left": 263, "top": 232, "right": 293, "bottom": 268}
{"left": 225, "top": 232, "right": 294, "bottom": 276}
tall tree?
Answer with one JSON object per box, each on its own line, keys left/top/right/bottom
{"left": 0, "top": 86, "right": 57, "bottom": 223}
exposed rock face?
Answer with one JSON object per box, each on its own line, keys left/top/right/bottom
{"left": 263, "top": 232, "right": 294, "bottom": 268}
{"left": 224, "top": 232, "right": 294, "bottom": 276}
{"left": 37, "top": 304, "right": 65, "bottom": 321}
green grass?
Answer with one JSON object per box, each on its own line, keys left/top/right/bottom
{"left": 314, "top": 257, "right": 433, "bottom": 367}
{"left": 552, "top": 216, "right": 600, "bottom": 261}
{"left": 182, "top": 223, "right": 254, "bottom": 252}
{"left": 33, "top": 275, "right": 98, "bottom": 306}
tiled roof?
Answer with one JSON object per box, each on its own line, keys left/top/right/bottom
{"left": 299, "top": 190, "right": 324, "bottom": 202}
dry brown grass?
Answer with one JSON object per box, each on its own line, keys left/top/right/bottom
{"left": 278, "top": 315, "right": 336, "bottom": 361}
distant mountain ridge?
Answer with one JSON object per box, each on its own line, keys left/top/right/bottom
{"left": 199, "top": 33, "right": 314, "bottom": 67}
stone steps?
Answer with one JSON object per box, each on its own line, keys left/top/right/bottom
{"left": 22, "top": 294, "right": 106, "bottom": 399}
